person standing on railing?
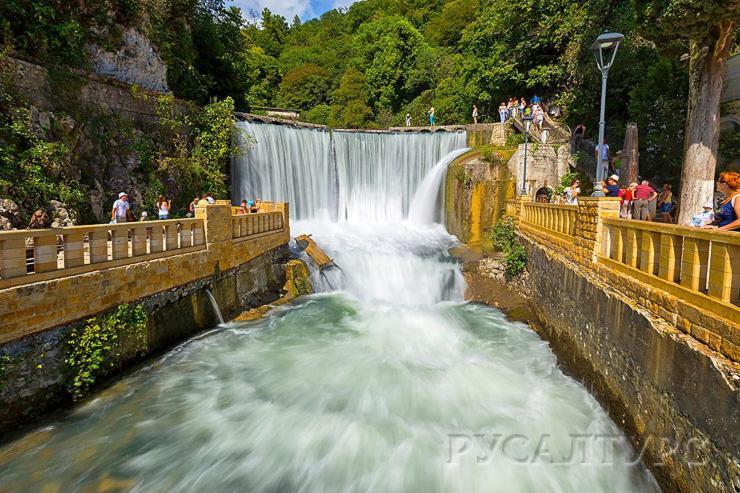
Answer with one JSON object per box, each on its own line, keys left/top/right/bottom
{"left": 156, "top": 195, "right": 171, "bottom": 220}
{"left": 705, "top": 171, "right": 740, "bottom": 231}
{"left": 111, "top": 192, "right": 130, "bottom": 224}
{"left": 631, "top": 180, "right": 657, "bottom": 221}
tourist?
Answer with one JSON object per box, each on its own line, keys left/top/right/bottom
{"left": 618, "top": 185, "right": 633, "bottom": 219}
{"left": 534, "top": 105, "right": 544, "bottom": 131}
{"left": 519, "top": 97, "right": 526, "bottom": 115}
{"left": 498, "top": 102, "right": 507, "bottom": 123}
{"left": 564, "top": 180, "right": 581, "bottom": 205}
{"left": 631, "top": 180, "right": 657, "bottom": 221}
{"left": 188, "top": 196, "right": 199, "bottom": 217}
{"left": 690, "top": 203, "right": 715, "bottom": 227}
{"left": 206, "top": 193, "right": 216, "bottom": 204}
{"left": 156, "top": 195, "right": 171, "bottom": 220}
{"left": 111, "top": 192, "right": 129, "bottom": 223}
{"left": 611, "top": 150, "right": 623, "bottom": 177}
{"left": 239, "top": 200, "right": 249, "bottom": 214}
{"left": 428, "top": 107, "right": 436, "bottom": 126}
{"left": 139, "top": 211, "right": 148, "bottom": 222}
{"left": 706, "top": 171, "right": 740, "bottom": 231}
{"left": 657, "top": 184, "right": 673, "bottom": 214}
{"left": 28, "top": 209, "right": 48, "bottom": 229}
{"left": 405, "top": 113, "right": 412, "bottom": 127}
{"left": 605, "top": 175, "right": 620, "bottom": 197}
{"left": 508, "top": 98, "right": 518, "bottom": 118}
{"left": 532, "top": 94, "right": 541, "bottom": 105}
{"left": 197, "top": 194, "right": 209, "bottom": 207}
{"left": 472, "top": 105, "right": 479, "bottom": 124}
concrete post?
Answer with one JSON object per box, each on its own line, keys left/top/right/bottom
{"left": 574, "top": 197, "right": 620, "bottom": 264}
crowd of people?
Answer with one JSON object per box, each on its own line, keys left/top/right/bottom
{"left": 107, "top": 191, "right": 258, "bottom": 224}
{"left": 497, "top": 95, "right": 547, "bottom": 130}
{"left": 556, "top": 171, "right": 739, "bottom": 231}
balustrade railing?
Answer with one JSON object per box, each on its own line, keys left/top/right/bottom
{"left": 231, "top": 211, "right": 284, "bottom": 240}
{"left": 521, "top": 203, "right": 577, "bottom": 238}
{"left": 601, "top": 218, "right": 740, "bottom": 306}
{"left": 0, "top": 218, "right": 205, "bottom": 285}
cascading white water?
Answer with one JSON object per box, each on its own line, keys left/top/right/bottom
{"left": 232, "top": 122, "right": 467, "bottom": 222}
{"left": 408, "top": 148, "right": 470, "bottom": 225}
{"left": 0, "top": 123, "right": 660, "bottom": 492}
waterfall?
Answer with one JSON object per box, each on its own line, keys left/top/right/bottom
{"left": 204, "top": 289, "right": 224, "bottom": 325}
{"left": 231, "top": 122, "right": 467, "bottom": 222}
{"left": 408, "top": 148, "right": 470, "bottom": 225}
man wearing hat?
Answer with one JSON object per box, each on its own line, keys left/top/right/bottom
{"left": 111, "top": 192, "right": 130, "bottom": 223}
{"left": 605, "top": 175, "right": 620, "bottom": 197}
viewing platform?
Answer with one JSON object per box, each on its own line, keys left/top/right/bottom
{"left": 0, "top": 202, "right": 290, "bottom": 344}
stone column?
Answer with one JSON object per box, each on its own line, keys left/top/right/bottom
{"left": 574, "top": 197, "right": 620, "bottom": 264}
{"left": 196, "top": 203, "right": 233, "bottom": 245}
{"left": 271, "top": 202, "right": 291, "bottom": 237}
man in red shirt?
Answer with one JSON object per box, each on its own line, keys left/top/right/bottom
{"left": 632, "top": 180, "right": 658, "bottom": 221}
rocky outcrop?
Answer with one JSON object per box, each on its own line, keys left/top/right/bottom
{"left": 0, "top": 199, "right": 22, "bottom": 230}
{"left": 87, "top": 28, "right": 168, "bottom": 92}
{"left": 48, "top": 200, "right": 78, "bottom": 228}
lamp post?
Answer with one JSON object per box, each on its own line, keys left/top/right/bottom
{"left": 590, "top": 31, "right": 623, "bottom": 196}
{"left": 520, "top": 114, "right": 534, "bottom": 196}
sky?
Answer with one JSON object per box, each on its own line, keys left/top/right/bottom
{"left": 229, "top": 0, "right": 359, "bottom": 22}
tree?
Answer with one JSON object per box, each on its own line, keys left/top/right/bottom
{"left": 278, "top": 64, "right": 331, "bottom": 109}
{"left": 637, "top": 0, "right": 739, "bottom": 223}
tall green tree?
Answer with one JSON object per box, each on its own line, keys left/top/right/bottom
{"left": 636, "top": 0, "right": 739, "bottom": 222}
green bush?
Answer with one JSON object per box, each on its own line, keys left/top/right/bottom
{"left": 65, "top": 303, "right": 148, "bottom": 400}
{"left": 504, "top": 242, "right": 528, "bottom": 278}
{"left": 492, "top": 216, "right": 516, "bottom": 251}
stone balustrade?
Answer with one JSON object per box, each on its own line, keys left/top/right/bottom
{"left": 601, "top": 218, "right": 740, "bottom": 308}
{"left": 521, "top": 202, "right": 577, "bottom": 239}
{"left": 0, "top": 219, "right": 205, "bottom": 289}
{"left": 231, "top": 212, "right": 284, "bottom": 241}
{"left": 0, "top": 203, "right": 290, "bottom": 344}
{"left": 507, "top": 195, "right": 739, "bottom": 362}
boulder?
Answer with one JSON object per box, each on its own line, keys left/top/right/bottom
{"left": 0, "top": 199, "right": 22, "bottom": 230}
{"left": 48, "top": 200, "right": 78, "bottom": 228}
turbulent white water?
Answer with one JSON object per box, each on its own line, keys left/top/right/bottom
{"left": 0, "top": 124, "right": 660, "bottom": 492}
{"left": 232, "top": 122, "right": 467, "bottom": 221}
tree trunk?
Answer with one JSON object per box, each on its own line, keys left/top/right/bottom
{"left": 677, "top": 21, "right": 735, "bottom": 225}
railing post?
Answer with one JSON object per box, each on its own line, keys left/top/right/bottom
{"left": 639, "top": 230, "right": 660, "bottom": 276}
{"left": 111, "top": 228, "right": 128, "bottom": 260}
{"left": 0, "top": 238, "right": 27, "bottom": 278}
{"left": 232, "top": 217, "right": 240, "bottom": 239}
{"left": 658, "top": 233, "right": 682, "bottom": 283}
{"left": 179, "top": 222, "right": 193, "bottom": 248}
{"left": 575, "top": 197, "right": 619, "bottom": 264}
{"left": 196, "top": 203, "right": 233, "bottom": 245}
{"left": 62, "top": 232, "right": 85, "bottom": 268}
{"left": 624, "top": 227, "right": 640, "bottom": 268}
{"left": 708, "top": 243, "right": 740, "bottom": 304}
{"left": 192, "top": 221, "right": 205, "bottom": 246}
{"left": 164, "top": 224, "right": 178, "bottom": 251}
{"left": 89, "top": 231, "right": 108, "bottom": 263}
{"left": 681, "top": 237, "right": 709, "bottom": 292}
{"left": 34, "top": 234, "right": 58, "bottom": 273}
{"left": 150, "top": 225, "right": 164, "bottom": 253}
{"left": 132, "top": 226, "right": 148, "bottom": 256}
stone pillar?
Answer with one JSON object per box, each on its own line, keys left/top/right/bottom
{"left": 514, "top": 195, "right": 531, "bottom": 224}
{"left": 272, "top": 202, "right": 291, "bottom": 237}
{"left": 196, "top": 203, "right": 233, "bottom": 245}
{"left": 620, "top": 123, "right": 639, "bottom": 186}
{"left": 574, "top": 197, "right": 620, "bottom": 264}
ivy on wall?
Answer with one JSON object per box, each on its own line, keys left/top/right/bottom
{"left": 65, "top": 303, "right": 148, "bottom": 399}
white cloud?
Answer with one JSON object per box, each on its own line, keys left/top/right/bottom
{"left": 228, "top": 0, "right": 315, "bottom": 22}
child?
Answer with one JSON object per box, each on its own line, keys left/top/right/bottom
{"left": 690, "top": 202, "right": 715, "bottom": 227}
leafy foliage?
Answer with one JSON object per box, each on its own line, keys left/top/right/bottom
{"left": 65, "top": 303, "right": 148, "bottom": 399}
{"left": 504, "top": 242, "right": 528, "bottom": 278}
{"left": 492, "top": 215, "right": 516, "bottom": 251}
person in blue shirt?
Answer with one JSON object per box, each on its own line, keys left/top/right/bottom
{"left": 532, "top": 94, "right": 541, "bottom": 105}
{"left": 605, "top": 175, "right": 620, "bottom": 197}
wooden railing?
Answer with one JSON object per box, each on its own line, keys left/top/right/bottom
{"left": 521, "top": 203, "right": 577, "bottom": 238}
{"left": 601, "top": 218, "right": 740, "bottom": 306}
{"left": 0, "top": 218, "right": 204, "bottom": 287}
{"left": 231, "top": 211, "right": 284, "bottom": 240}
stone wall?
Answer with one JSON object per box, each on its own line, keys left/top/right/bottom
{"left": 520, "top": 237, "right": 739, "bottom": 492}
{"left": 445, "top": 151, "right": 515, "bottom": 243}
{"left": 508, "top": 142, "right": 572, "bottom": 196}
{"left": 0, "top": 244, "right": 293, "bottom": 433}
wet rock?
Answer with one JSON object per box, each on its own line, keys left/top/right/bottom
{"left": 0, "top": 198, "right": 22, "bottom": 230}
